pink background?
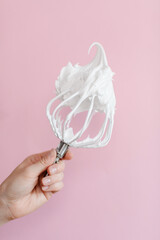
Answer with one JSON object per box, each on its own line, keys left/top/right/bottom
{"left": 0, "top": 0, "right": 160, "bottom": 239}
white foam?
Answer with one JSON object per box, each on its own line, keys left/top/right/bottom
{"left": 47, "top": 42, "right": 116, "bottom": 148}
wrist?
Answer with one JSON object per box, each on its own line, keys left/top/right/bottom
{"left": 0, "top": 185, "right": 11, "bottom": 226}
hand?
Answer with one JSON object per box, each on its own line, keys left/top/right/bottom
{"left": 0, "top": 148, "right": 72, "bottom": 225}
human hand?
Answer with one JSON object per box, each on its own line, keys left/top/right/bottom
{"left": 0, "top": 148, "right": 72, "bottom": 225}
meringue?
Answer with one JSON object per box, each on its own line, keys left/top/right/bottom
{"left": 47, "top": 42, "right": 116, "bottom": 148}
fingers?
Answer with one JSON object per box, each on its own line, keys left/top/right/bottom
{"left": 62, "top": 150, "right": 73, "bottom": 160}
{"left": 42, "top": 181, "right": 64, "bottom": 192}
{"left": 43, "top": 149, "right": 72, "bottom": 176}
{"left": 41, "top": 172, "right": 64, "bottom": 186}
{"left": 41, "top": 160, "right": 65, "bottom": 193}
{"left": 20, "top": 149, "right": 57, "bottom": 178}
{"left": 47, "top": 160, "right": 65, "bottom": 175}
{"left": 39, "top": 149, "right": 73, "bottom": 193}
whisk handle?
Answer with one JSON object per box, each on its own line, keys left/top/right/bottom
{"left": 55, "top": 141, "right": 70, "bottom": 163}
{"left": 44, "top": 141, "right": 69, "bottom": 177}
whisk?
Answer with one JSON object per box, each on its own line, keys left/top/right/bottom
{"left": 46, "top": 42, "right": 116, "bottom": 163}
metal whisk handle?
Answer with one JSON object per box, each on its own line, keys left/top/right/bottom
{"left": 44, "top": 141, "right": 69, "bottom": 177}
{"left": 55, "top": 141, "right": 69, "bottom": 163}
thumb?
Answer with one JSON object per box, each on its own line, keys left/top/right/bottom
{"left": 21, "top": 149, "right": 56, "bottom": 178}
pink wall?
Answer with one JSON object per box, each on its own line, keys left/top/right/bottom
{"left": 0, "top": 0, "right": 160, "bottom": 239}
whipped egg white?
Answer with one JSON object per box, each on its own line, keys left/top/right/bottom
{"left": 47, "top": 42, "right": 116, "bottom": 148}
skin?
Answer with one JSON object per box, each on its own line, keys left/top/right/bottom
{"left": 0, "top": 148, "right": 72, "bottom": 226}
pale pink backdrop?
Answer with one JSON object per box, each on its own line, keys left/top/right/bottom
{"left": 0, "top": 0, "right": 160, "bottom": 239}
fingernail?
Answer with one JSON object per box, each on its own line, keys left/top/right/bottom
{"left": 42, "top": 186, "right": 48, "bottom": 191}
{"left": 43, "top": 177, "right": 51, "bottom": 185}
{"left": 50, "top": 166, "right": 57, "bottom": 174}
